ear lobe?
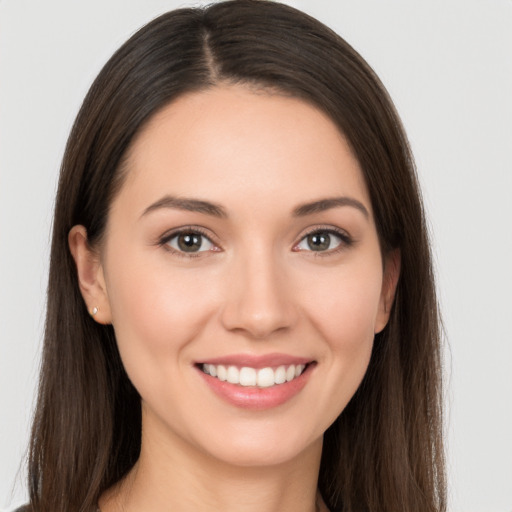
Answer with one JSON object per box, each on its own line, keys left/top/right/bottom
{"left": 374, "top": 249, "right": 401, "bottom": 334}
{"left": 68, "top": 225, "right": 112, "bottom": 324}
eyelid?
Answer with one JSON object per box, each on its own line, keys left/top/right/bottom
{"left": 156, "top": 224, "right": 353, "bottom": 258}
{"left": 293, "top": 225, "right": 354, "bottom": 254}
{"left": 158, "top": 225, "right": 221, "bottom": 257}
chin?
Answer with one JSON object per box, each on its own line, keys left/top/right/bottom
{"left": 188, "top": 420, "right": 324, "bottom": 469}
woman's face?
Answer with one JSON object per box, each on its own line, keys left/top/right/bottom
{"left": 81, "top": 85, "right": 397, "bottom": 467}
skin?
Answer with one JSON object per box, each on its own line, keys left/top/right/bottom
{"left": 69, "top": 85, "right": 400, "bottom": 512}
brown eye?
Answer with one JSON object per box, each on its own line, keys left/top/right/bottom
{"left": 295, "top": 229, "right": 347, "bottom": 253}
{"left": 166, "top": 231, "right": 215, "bottom": 253}
{"left": 306, "top": 232, "right": 331, "bottom": 251}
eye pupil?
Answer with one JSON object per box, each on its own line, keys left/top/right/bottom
{"left": 178, "top": 233, "right": 202, "bottom": 252}
{"left": 307, "top": 232, "right": 330, "bottom": 251}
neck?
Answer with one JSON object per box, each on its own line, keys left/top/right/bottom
{"left": 100, "top": 417, "right": 327, "bottom": 512}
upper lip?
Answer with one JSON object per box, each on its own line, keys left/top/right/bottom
{"left": 196, "top": 352, "right": 314, "bottom": 369}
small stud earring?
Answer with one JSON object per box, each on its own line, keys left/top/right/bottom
{"left": 90, "top": 306, "right": 99, "bottom": 317}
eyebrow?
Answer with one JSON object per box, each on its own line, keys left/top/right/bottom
{"left": 141, "top": 194, "right": 369, "bottom": 220}
{"left": 293, "top": 197, "right": 369, "bottom": 219}
{"left": 141, "top": 195, "right": 228, "bottom": 218}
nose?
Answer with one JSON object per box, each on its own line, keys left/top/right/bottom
{"left": 220, "top": 249, "right": 297, "bottom": 340}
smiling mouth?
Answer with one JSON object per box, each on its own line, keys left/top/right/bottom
{"left": 199, "top": 363, "right": 310, "bottom": 388}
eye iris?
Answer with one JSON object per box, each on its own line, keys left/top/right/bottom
{"left": 178, "top": 233, "right": 202, "bottom": 252}
{"left": 307, "top": 232, "right": 330, "bottom": 251}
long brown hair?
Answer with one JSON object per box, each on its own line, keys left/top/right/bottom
{"left": 27, "top": 1, "right": 445, "bottom": 511}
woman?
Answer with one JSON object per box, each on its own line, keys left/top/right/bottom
{"left": 24, "top": 1, "right": 445, "bottom": 511}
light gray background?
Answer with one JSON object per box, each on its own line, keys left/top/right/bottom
{"left": 1, "top": 1, "right": 511, "bottom": 511}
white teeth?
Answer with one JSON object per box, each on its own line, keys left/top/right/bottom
{"left": 256, "top": 367, "right": 275, "bottom": 388}
{"left": 274, "top": 365, "right": 286, "bottom": 384}
{"left": 226, "top": 366, "right": 239, "bottom": 384}
{"left": 217, "top": 365, "right": 227, "bottom": 381}
{"left": 201, "top": 363, "right": 307, "bottom": 388}
{"left": 239, "top": 367, "right": 257, "bottom": 386}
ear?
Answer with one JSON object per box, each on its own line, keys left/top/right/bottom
{"left": 68, "top": 225, "right": 112, "bottom": 324}
{"left": 374, "top": 249, "right": 401, "bottom": 334}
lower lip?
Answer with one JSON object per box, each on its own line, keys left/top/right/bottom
{"left": 196, "top": 364, "right": 314, "bottom": 410}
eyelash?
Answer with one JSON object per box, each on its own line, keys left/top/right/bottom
{"left": 158, "top": 225, "right": 353, "bottom": 258}
{"left": 159, "top": 226, "right": 219, "bottom": 259}
{"left": 293, "top": 226, "right": 353, "bottom": 257}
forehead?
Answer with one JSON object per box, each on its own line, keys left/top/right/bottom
{"left": 117, "top": 85, "right": 371, "bottom": 217}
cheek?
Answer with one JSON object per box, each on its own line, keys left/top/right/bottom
{"left": 318, "top": 287, "right": 378, "bottom": 382}
{"left": 289, "top": 263, "right": 383, "bottom": 429}
{"left": 104, "top": 251, "right": 219, "bottom": 370}
{"left": 304, "top": 264, "right": 384, "bottom": 349}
